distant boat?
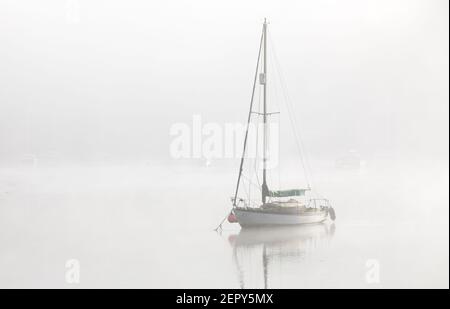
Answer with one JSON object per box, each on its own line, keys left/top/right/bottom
{"left": 229, "top": 20, "right": 335, "bottom": 227}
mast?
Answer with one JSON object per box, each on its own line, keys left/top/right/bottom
{"left": 232, "top": 25, "right": 264, "bottom": 207}
{"left": 261, "top": 18, "right": 269, "bottom": 204}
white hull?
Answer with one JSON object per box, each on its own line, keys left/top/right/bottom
{"left": 234, "top": 208, "right": 328, "bottom": 227}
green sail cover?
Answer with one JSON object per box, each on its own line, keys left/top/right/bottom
{"left": 269, "top": 189, "right": 308, "bottom": 197}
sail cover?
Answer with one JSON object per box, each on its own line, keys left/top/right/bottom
{"left": 269, "top": 189, "right": 308, "bottom": 197}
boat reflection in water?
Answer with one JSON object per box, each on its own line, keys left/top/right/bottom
{"left": 228, "top": 223, "right": 335, "bottom": 289}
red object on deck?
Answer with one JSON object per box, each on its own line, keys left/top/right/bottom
{"left": 227, "top": 212, "right": 238, "bottom": 223}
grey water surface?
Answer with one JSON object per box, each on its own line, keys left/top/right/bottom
{"left": 0, "top": 160, "right": 447, "bottom": 288}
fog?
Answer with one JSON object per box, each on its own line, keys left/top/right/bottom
{"left": 1, "top": 0, "right": 448, "bottom": 163}
{"left": 0, "top": 0, "right": 448, "bottom": 288}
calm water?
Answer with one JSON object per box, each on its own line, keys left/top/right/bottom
{"left": 0, "top": 160, "right": 448, "bottom": 288}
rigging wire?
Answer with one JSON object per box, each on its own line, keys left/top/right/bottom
{"left": 266, "top": 31, "right": 282, "bottom": 192}
{"left": 253, "top": 85, "right": 262, "bottom": 188}
{"left": 248, "top": 53, "right": 264, "bottom": 203}
{"left": 268, "top": 34, "right": 317, "bottom": 194}
{"left": 230, "top": 25, "right": 264, "bottom": 207}
{"left": 246, "top": 55, "right": 263, "bottom": 204}
{"left": 241, "top": 173, "right": 262, "bottom": 205}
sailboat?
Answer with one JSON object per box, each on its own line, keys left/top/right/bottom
{"left": 228, "top": 20, "right": 335, "bottom": 228}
